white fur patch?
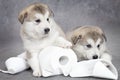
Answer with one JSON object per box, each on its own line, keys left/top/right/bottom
{"left": 35, "top": 13, "right": 43, "bottom": 19}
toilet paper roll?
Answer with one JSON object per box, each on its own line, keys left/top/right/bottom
{"left": 0, "top": 57, "right": 29, "bottom": 74}
{"left": 39, "top": 46, "right": 77, "bottom": 77}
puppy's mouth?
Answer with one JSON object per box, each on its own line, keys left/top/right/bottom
{"left": 35, "top": 32, "right": 49, "bottom": 39}
{"left": 41, "top": 34, "right": 49, "bottom": 39}
{"left": 36, "top": 28, "right": 51, "bottom": 39}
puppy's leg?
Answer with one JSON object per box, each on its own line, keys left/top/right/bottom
{"left": 54, "top": 36, "right": 72, "bottom": 48}
{"left": 27, "top": 52, "right": 41, "bottom": 77}
{"left": 101, "top": 52, "right": 112, "bottom": 67}
{"left": 101, "top": 53, "right": 112, "bottom": 63}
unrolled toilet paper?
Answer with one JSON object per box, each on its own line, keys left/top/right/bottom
{"left": 39, "top": 46, "right": 77, "bottom": 77}
{"left": 70, "top": 59, "right": 118, "bottom": 80}
{"left": 0, "top": 57, "right": 29, "bottom": 74}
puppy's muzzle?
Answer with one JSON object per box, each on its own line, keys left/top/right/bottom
{"left": 44, "top": 28, "right": 50, "bottom": 34}
{"left": 92, "top": 55, "right": 98, "bottom": 59}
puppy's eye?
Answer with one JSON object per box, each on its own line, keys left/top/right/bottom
{"left": 35, "top": 19, "right": 41, "bottom": 23}
{"left": 97, "top": 44, "right": 100, "bottom": 48}
{"left": 86, "top": 44, "right": 92, "bottom": 48}
{"left": 47, "top": 18, "right": 49, "bottom": 22}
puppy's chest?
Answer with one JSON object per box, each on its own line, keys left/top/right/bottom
{"left": 25, "top": 38, "right": 55, "bottom": 50}
{"left": 34, "top": 40, "right": 53, "bottom": 48}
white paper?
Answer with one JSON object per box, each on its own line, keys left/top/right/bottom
{"left": 39, "top": 46, "right": 77, "bottom": 77}
{"left": 70, "top": 59, "right": 118, "bottom": 80}
{"left": 0, "top": 46, "right": 118, "bottom": 80}
{"left": 0, "top": 57, "right": 29, "bottom": 74}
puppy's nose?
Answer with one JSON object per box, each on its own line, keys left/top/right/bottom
{"left": 92, "top": 55, "right": 98, "bottom": 59}
{"left": 44, "top": 28, "right": 50, "bottom": 34}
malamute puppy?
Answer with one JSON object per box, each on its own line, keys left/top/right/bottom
{"left": 18, "top": 3, "right": 72, "bottom": 77}
{"left": 67, "top": 26, "right": 112, "bottom": 64}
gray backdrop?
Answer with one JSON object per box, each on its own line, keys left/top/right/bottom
{"left": 0, "top": 0, "right": 120, "bottom": 80}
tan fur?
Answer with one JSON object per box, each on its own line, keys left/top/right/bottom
{"left": 18, "top": 3, "right": 65, "bottom": 38}
{"left": 18, "top": 3, "right": 53, "bottom": 24}
{"left": 26, "top": 51, "right": 32, "bottom": 59}
{"left": 68, "top": 25, "right": 106, "bottom": 45}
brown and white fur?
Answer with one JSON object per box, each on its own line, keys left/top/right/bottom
{"left": 67, "top": 26, "right": 112, "bottom": 64}
{"left": 18, "top": 3, "right": 72, "bottom": 77}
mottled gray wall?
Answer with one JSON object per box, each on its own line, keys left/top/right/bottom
{"left": 0, "top": 0, "right": 120, "bottom": 45}
{"left": 0, "top": 0, "right": 120, "bottom": 80}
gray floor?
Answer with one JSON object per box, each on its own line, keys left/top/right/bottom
{"left": 0, "top": 0, "right": 120, "bottom": 80}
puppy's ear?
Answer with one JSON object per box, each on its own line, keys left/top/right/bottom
{"left": 18, "top": 10, "right": 28, "bottom": 24}
{"left": 34, "top": 3, "right": 54, "bottom": 17}
{"left": 71, "top": 35, "right": 82, "bottom": 45}
{"left": 102, "top": 33, "right": 107, "bottom": 42}
{"left": 48, "top": 7, "right": 54, "bottom": 17}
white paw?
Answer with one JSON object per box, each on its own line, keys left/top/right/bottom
{"left": 33, "top": 71, "right": 41, "bottom": 77}
{"left": 61, "top": 41, "right": 72, "bottom": 48}
{"left": 102, "top": 61, "right": 110, "bottom": 68}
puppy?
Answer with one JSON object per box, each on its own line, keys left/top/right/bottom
{"left": 67, "top": 26, "right": 112, "bottom": 64}
{"left": 18, "top": 3, "right": 72, "bottom": 77}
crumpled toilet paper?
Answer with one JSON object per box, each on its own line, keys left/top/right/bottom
{"left": 0, "top": 57, "right": 29, "bottom": 74}
{"left": 70, "top": 59, "right": 118, "bottom": 80}
{"left": 39, "top": 46, "right": 77, "bottom": 77}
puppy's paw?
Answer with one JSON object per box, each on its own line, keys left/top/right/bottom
{"left": 103, "top": 62, "right": 110, "bottom": 68}
{"left": 101, "top": 60, "right": 112, "bottom": 68}
{"left": 61, "top": 41, "right": 72, "bottom": 48}
{"left": 33, "top": 71, "right": 41, "bottom": 77}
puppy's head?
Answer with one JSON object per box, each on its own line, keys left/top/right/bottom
{"left": 18, "top": 3, "right": 54, "bottom": 39}
{"left": 71, "top": 26, "right": 107, "bottom": 60}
